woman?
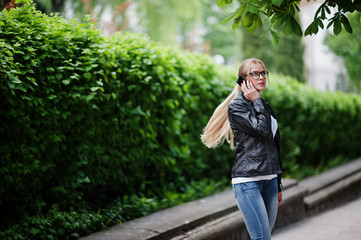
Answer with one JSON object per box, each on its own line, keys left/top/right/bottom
{"left": 201, "top": 58, "right": 282, "bottom": 240}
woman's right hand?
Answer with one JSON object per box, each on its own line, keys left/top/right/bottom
{"left": 241, "top": 80, "right": 260, "bottom": 102}
{"left": 278, "top": 192, "right": 282, "bottom": 205}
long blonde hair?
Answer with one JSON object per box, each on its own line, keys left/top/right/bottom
{"left": 200, "top": 58, "right": 267, "bottom": 149}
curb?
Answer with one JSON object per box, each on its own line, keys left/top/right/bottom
{"left": 80, "top": 157, "right": 361, "bottom": 240}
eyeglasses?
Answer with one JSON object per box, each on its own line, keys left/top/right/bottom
{"left": 246, "top": 71, "right": 269, "bottom": 80}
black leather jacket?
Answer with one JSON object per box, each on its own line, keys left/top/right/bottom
{"left": 228, "top": 92, "right": 283, "bottom": 192}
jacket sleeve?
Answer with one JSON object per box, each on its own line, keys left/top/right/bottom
{"left": 275, "top": 128, "right": 283, "bottom": 192}
{"left": 277, "top": 174, "right": 283, "bottom": 192}
{"left": 228, "top": 97, "right": 273, "bottom": 139}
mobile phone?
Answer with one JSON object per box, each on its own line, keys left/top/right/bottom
{"left": 237, "top": 74, "right": 247, "bottom": 87}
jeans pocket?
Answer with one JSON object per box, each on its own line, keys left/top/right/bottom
{"left": 238, "top": 182, "right": 259, "bottom": 192}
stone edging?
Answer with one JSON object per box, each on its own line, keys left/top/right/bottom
{"left": 80, "top": 157, "right": 361, "bottom": 240}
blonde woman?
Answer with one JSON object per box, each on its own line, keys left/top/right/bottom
{"left": 201, "top": 58, "right": 283, "bottom": 240}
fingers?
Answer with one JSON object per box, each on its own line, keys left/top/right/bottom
{"left": 241, "top": 80, "right": 254, "bottom": 92}
{"left": 247, "top": 80, "right": 254, "bottom": 89}
{"left": 240, "top": 82, "right": 247, "bottom": 92}
{"left": 241, "top": 80, "right": 260, "bottom": 102}
{"left": 278, "top": 192, "right": 283, "bottom": 205}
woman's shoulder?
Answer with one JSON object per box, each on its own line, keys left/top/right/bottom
{"left": 228, "top": 92, "right": 247, "bottom": 110}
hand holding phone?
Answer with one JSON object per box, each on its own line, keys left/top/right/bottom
{"left": 237, "top": 74, "right": 247, "bottom": 87}
{"left": 239, "top": 77, "right": 260, "bottom": 102}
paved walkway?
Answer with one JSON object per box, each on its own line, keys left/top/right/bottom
{"left": 272, "top": 197, "right": 361, "bottom": 240}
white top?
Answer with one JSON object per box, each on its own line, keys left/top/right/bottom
{"left": 231, "top": 116, "right": 278, "bottom": 184}
{"left": 232, "top": 174, "right": 277, "bottom": 184}
{"left": 271, "top": 115, "right": 278, "bottom": 138}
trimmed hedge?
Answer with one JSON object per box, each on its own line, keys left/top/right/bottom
{"left": 264, "top": 76, "right": 361, "bottom": 178}
{"left": 1, "top": 2, "right": 361, "bottom": 239}
{"left": 0, "top": 3, "right": 235, "bottom": 237}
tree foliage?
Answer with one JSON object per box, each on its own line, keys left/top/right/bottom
{"left": 217, "top": 0, "right": 361, "bottom": 43}
{"left": 26, "top": 0, "right": 203, "bottom": 47}
{"left": 273, "top": 32, "right": 305, "bottom": 83}
{"left": 202, "top": 0, "right": 242, "bottom": 64}
{"left": 136, "top": 0, "right": 202, "bottom": 45}
{"left": 240, "top": 18, "right": 305, "bottom": 82}
{"left": 263, "top": 76, "right": 361, "bottom": 178}
{"left": 324, "top": 12, "right": 361, "bottom": 91}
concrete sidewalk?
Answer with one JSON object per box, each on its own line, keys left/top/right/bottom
{"left": 80, "top": 157, "right": 361, "bottom": 240}
{"left": 272, "top": 196, "right": 361, "bottom": 240}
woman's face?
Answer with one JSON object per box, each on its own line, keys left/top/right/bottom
{"left": 246, "top": 63, "right": 267, "bottom": 92}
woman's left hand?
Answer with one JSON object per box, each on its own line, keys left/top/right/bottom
{"left": 278, "top": 192, "right": 282, "bottom": 205}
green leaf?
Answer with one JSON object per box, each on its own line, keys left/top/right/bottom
{"left": 271, "top": 13, "right": 279, "bottom": 23}
{"left": 48, "top": 94, "right": 57, "bottom": 100}
{"left": 248, "top": 4, "right": 259, "bottom": 14}
{"left": 270, "top": 30, "right": 280, "bottom": 45}
{"left": 7, "top": 82, "right": 15, "bottom": 89}
{"left": 90, "top": 87, "right": 99, "bottom": 92}
{"left": 232, "top": 17, "right": 241, "bottom": 30}
{"left": 236, "top": 4, "right": 247, "bottom": 19}
{"left": 62, "top": 80, "right": 70, "bottom": 85}
{"left": 84, "top": 65, "right": 93, "bottom": 72}
{"left": 273, "top": 14, "right": 285, "bottom": 29}
{"left": 333, "top": 19, "right": 341, "bottom": 35}
{"left": 294, "top": 3, "right": 300, "bottom": 12}
{"left": 15, "top": 0, "right": 32, "bottom": 4}
{"left": 85, "top": 93, "right": 96, "bottom": 102}
{"left": 341, "top": 15, "right": 353, "bottom": 34}
{"left": 283, "top": 16, "right": 293, "bottom": 35}
{"left": 217, "top": 0, "right": 227, "bottom": 7}
{"left": 289, "top": 4, "right": 295, "bottom": 16}
{"left": 46, "top": 67, "right": 55, "bottom": 72}
{"left": 320, "top": 7, "right": 326, "bottom": 19}
{"left": 291, "top": 16, "right": 303, "bottom": 37}
{"left": 56, "top": 73, "right": 62, "bottom": 80}
{"left": 11, "top": 78, "right": 22, "bottom": 84}
{"left": 131, "top": 106, "right": 145, "bottom": 115}
{"left": 325, "top": 5, "right": 331, "bottom": 14}
{"left": 272, "top": 0, "right": 284, "bottom": 7}
{"left": 312, "top": 20, "right": 319, "bottom": 34}
{"left": 257, "top": 16, "right": 262, "bottom": 28}
{"left": 243, "top": 13, "right": 253, "bottom": 27}
{"left": 317, "top": 18, "right": 324, "bottom": 29}
{"left": 247, "top": 21, "right": 257, "bottom": 33}
{"left": 222, "top": 8, "right": 239, "bottom": 24}
{"left": 84, "top": 72, "right": 92, "bottom": 80}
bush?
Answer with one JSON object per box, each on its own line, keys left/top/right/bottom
{"left": 263, "top": 75, "right": 361, "bottom": 178}
{"left": 0, "top": 2, "right": 235, "bottom": 238}
{"left": 0, "top": 206, "right": 104, "bottom": 240}
{"left": 0, "top": 3, "right": 106, "bottom": 224}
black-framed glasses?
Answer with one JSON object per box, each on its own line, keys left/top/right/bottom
{"left": 247, "top": 71, "right": 269, "bottom": 80}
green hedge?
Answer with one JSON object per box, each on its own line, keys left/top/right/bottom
{"left": 264, "top": 75, "right": 361, "bottom": 178}
{"left": 0, "top": 3, "right": 235, "bottom": 238}
{"left": 1, "top": 2, "right": 361, "bottom": 239}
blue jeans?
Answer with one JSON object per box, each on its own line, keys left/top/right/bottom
{"left": 233, "top": 178, "right": 278, "bottom": 240}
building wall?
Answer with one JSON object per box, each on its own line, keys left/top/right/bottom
{"left": 299, "top": 1, "right": 347, "bottom": 91}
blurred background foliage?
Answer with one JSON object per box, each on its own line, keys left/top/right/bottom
{"left": 7, "top": 0, "right": 359, "bottom": 89}
{"left": 17, "top": 0, "right": 307, "bottom": 83}
{"left": 324, "top": 12, "right": 361, "bottom": 91}
{"left": 1, "top": 1, "right": 361, "bottom": 89}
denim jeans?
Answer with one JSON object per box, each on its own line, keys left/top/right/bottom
{"left": 232, "top": 178, "right": 278, "bottom": 240}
